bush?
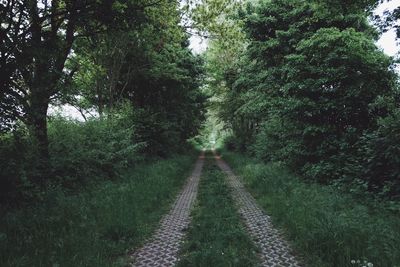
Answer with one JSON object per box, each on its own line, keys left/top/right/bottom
{"left": 356, "top": 109, "right": 400, "bottom": 197}
{"left": 0, "top": 106, "right": 144, "bottom": 205}
{"left": 251, "top": 115, "right": 305, "bottom": 170}
{"left": 48, "top": 111, "right": 143, "bottom": 187}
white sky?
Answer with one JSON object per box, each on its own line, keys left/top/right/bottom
{"left": 189, "top": 34, "right": 208, "bottom": 54}
{"left": 375, "top": 0, "right": 400, "bottom": 57}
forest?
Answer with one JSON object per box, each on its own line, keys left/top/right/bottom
{"left": 1, "top": 0, "right": 400, "bottom": 266}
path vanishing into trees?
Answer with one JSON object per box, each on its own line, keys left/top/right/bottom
{"left": 130, "top": 151, "right": 301, "bottom": 267}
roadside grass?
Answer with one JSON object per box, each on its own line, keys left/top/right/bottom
{"left": 221, "top": 151, "right": 400, "bottom": 267}
{"left": 178, "top": 159, "right": 259, "bottom": 267}
{"left": 0, "top": 154, "right": 196, "bottom": 267}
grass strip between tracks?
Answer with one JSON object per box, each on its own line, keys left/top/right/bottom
{"left": 178, "top": 157, "right": 258, "bottom": 267}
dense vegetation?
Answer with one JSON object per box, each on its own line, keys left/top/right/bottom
{"left": 0, "top": 0, "right": 205, "bottom": 205}
{"left": 195, "top": 1, "right": 400, "bottom": 263}
{"left": 1, "top": 0, "right": 400, "bottom": 266}
{"left": 1, "top": 1, "right": 207, "bottom": 265}
{"left": 197, "top": 0, "right": 400, "bottom": 199}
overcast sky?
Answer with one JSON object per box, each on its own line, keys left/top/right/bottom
{"left": 375, "top": 0, "right": 400, "bottom": 57}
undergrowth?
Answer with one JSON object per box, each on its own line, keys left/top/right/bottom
{"left": 222, "top": 151, "right": 400, "bottom": 267}
{"left": 0, "top": 154, "right": 195, "bottom": 267}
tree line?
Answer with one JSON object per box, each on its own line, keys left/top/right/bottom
{"left": 201, "top": 0, "right": 400, "bottom": 198}
{"left": 0, "top": 0, "right": 205, "bottom": 204}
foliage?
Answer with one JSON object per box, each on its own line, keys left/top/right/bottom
{"left": 374, "top": 1, "right": 400, "bottom": 39}
{"left": 1, "top": 0, "right": 206, "bottom": 187}
{"left": 222, "top": 151, "right": 400, "bottom": 267}
{"left": 1, "top": 0, "right": 206, "bottom": 199}
{"left": 62, "top": 1, "right": 207, "bottom": 156}
{"left": 355, "top": 107, "right": 400, "bottom": 196}
{"left": 0, "top": 0, "right": 133, "bottom": 169}
{"left": 48, "top": 106, "right": 144, "bottom": 187}
{"left": 0, "top": 154, "right": 195, "bottom": 267}
{"left": 0, "top": 104, "right": 142, "bottom": 205}
{"left": 178, "top": 158, "right": 258, "bottom": 267}
{"left": 128, "top": 47, "right": 206, "bottom": 156}
{"left": 207, "top": 0, "right": 399, "bottom": 197}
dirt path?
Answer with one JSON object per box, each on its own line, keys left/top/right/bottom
{"left": 214, "top": 153, "right": 302, "bottom": 267}
{"left": 130, "top": 152, "right": 205, "bottom": 266}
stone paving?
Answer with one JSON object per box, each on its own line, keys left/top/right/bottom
{"left": 130, "top": 152, "right": 204, "bottom": 267}
{"left": 130, "top": 151, "right": 302, "bottom": 267}
{"left": 215, "top": 154, "right": 302, "bottom": 267}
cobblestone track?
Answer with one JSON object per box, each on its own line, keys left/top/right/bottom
{"left": 215, "top": 154, "right": 302, "bottom": 267}
{"left": 130, "top": 152, "right": 205, "bottom": 267}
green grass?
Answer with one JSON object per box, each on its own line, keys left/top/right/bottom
{"left": 178, "top": 158, "right": 259, "bottom": 267}
{"left": 221, "top": 151, "right": 400, "bottom": 267}
{"left": 0, "top": 154, "right": 196, "bottom": 267}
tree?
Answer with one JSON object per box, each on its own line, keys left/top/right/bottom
{"left": 58, "top": 0, "right": 207, "bottom": 155}
{"left": 208, "top": 0, "right": 399, "bottom": 193}
{"left": 0, "top": 0, "right": 173, "bottom": 182}
{"left": 1, "top": 0, "right": 114, "bottom": 181}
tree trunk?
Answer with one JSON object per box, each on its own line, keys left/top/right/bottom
{"left": 27, "top": 94, "right": 50, "bottom": 185}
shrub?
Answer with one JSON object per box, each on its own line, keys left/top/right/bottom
{"left": 356, "top": 109, "right": 400, "bottom": 197}
{"left": 48, "top": 112, "right": 143, "bottom": 187}
{"left": 0, "top": 106, "right": 144, "bottom": 205}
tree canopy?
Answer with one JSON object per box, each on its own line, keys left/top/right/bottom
{"left": 1, "top": 0, "right": 206, "bottom": 193}
{"left": 198, "top": 0, "right": 400, "bottom": 197}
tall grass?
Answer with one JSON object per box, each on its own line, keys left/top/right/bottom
{"left": 178, "top": 159, "right": 258, "bottom": 267}
{"left": 222, "top": 151, "right": 400, "bottom": 267}
{"left": 0, "top": 154, "right": 196, "bottom": 267}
